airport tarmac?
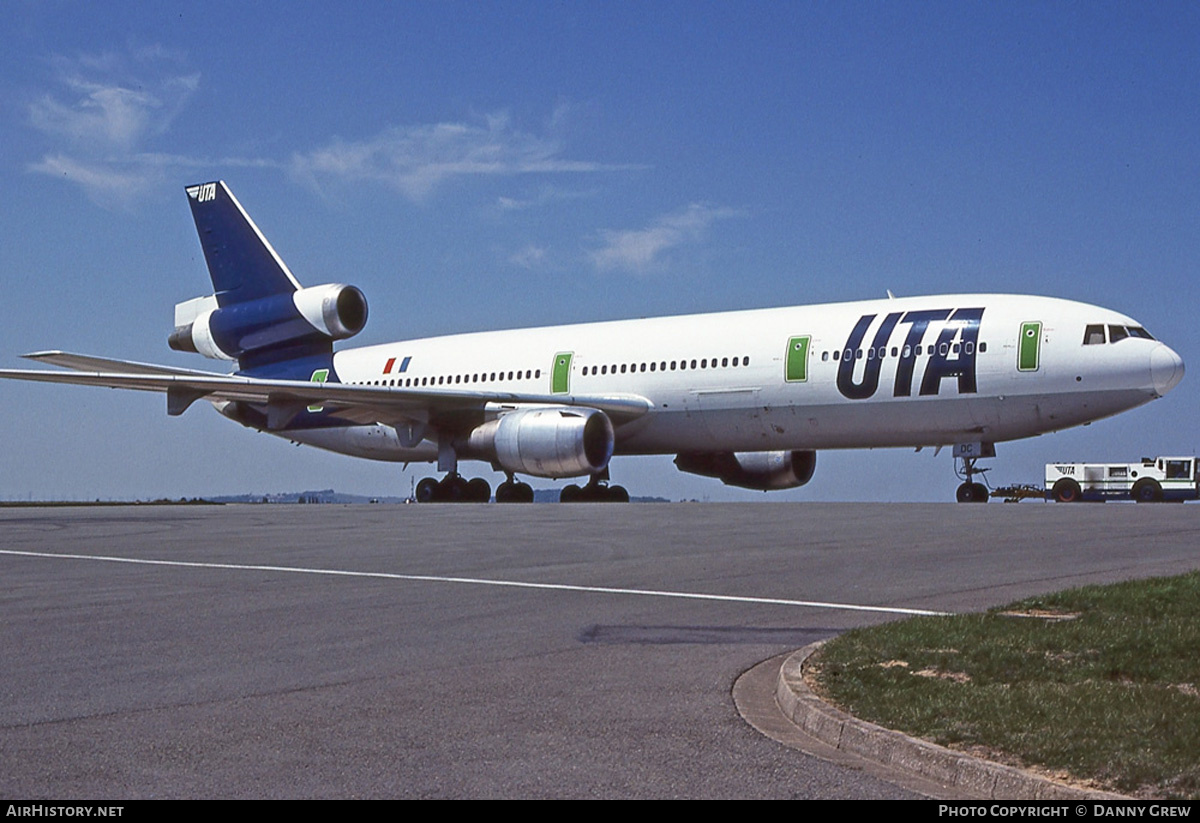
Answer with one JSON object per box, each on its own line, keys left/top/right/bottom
{"left": 2, "top": 502, "right": 1198, "bottom": 798}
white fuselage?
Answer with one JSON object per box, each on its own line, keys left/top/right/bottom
{"left": 281, "top": 293, "right": 1184, "bottom": 464}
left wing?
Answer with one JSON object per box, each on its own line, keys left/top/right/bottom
{"left": 0, "top": 352, "right": 654, "bottom": 431}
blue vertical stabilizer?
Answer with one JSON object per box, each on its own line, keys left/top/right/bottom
{"left": 185, "top": 181, "right": 300, "bottom": 306}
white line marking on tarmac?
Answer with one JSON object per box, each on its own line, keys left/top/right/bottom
{"left": 0, "top": 549, "right": 949, "bottom": 616}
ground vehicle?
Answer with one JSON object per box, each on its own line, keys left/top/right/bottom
{"left": 1045, "top": 456, "right": 1199, "bottom": 503}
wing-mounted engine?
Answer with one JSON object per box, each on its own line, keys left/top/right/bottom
{"left": 464, "top": 407, "right": 614, "bottom": 479}
{"left": 168, "top": 283, "right": 368, "bottom": 364}
{"left": 674, "top": 450, "right": 817, "bottom": 491}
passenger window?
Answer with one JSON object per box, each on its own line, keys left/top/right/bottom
{"left": 742, "top": 356, "right": 750, "bottom": 366}
{"left": 1084, "top": 324, "right": 1106, "bottom": 345}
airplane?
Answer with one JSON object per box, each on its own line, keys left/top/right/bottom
{"left": 0, "top": 181, "right": 1185, "bottom": 503}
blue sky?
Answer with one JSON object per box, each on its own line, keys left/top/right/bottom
{"left": 1, "top": 1, "right": 1197, "bottom": 501}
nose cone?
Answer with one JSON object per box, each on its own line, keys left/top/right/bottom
{"left": 1151, "top": 344, "right": 1185, "bottom": 396}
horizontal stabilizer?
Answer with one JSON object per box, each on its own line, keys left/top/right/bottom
{"left": 23, "top": 351, "right": 226, "bottom": 377}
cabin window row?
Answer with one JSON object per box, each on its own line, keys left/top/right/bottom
{"left": 819, "top": 341, "right": 987, "bottom": 362}
{"left": 580, "top": 356, "right": 751, "bottom": 376}
{"left": 355, "top": 369, "right": 542, "bottom": 388}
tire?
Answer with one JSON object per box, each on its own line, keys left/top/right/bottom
{"left": 970, "top": 482, "right": 988, "bottom": 503}
{"left": 514, "top": 482, "right": 534, "bottom": 503}
{"left": 956, "top": 483, "right": 975, "bottom": 503}
{"left": 415, "top": 477, "right": 440, "bottom": 503}
{"left": 607, "top": 485, "right": 630, "bottom": 503}
{"left": 466, "top": 477, "right": 491, "bottom": 503}
{"left": 560, "top": 484, "right": 582, "bottom": 503}
{"left": 1052, "top": 478, "right": 1081, "bottom": 503}
{"left": 495, "top": 481, "right": 514, "bottom": 504}
{"left": 1132, "top": 478, "right": 1163, "bottom": 503}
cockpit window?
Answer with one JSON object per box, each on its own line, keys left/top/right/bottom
{"left": 1084, "top": 324, "right": 1155, "bottom": 345}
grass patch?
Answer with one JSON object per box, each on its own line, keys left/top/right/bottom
{"left": 810, "top": 571, "right": 1200, "bottom": 798}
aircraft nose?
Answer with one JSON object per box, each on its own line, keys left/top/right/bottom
{"left": 1150, "top": 344, "right": 1185, "bottom": 397}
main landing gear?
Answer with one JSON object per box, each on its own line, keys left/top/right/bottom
{"left": 953, "top": 442, "right": 995, "bottom": 503}
{"left": 559, "top": 471, "right": 629, "bottom": 503}
{"left": 414, "top": 473, "right": 492, "bottom": 503}
{"left": 494, "top": 475, "right": 535, "bottom": 503}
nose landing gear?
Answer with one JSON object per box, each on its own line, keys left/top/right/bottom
{"left": 953, "top": 442, "right": 995, "bottom": 503}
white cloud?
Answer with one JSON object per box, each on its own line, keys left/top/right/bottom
{"left": 291, "top": 115, "right": 634, "bottom": 201}
{"left": 26, "top": 49, "right": 201, "bottom": 204}
{"left": 509, "top": 244, "right": 548, "bottom": 269}
{"left": 590, "top": 204, "right": 741, "bottom": 273}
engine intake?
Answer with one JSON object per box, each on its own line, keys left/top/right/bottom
{"left": 466, "top": 408, "right": 614, "bottom": 478}
{"left": 674, "top": 450, "right": 817, "bottom": 491}
{"left": 169, "top": 283, "right": 367, "bottom": 362}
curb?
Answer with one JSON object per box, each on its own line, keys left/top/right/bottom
{"left": 775, "top": 641, "right": 1127, "bottom": 800}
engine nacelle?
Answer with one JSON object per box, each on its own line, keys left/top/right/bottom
{"left": 674, "top": 450, "right": 817, "bottom": 491}
{"left": 465, "top": 408, "right": 614, "bottom": 479}
{"left": 169, "top": 283, "right": 368, "bottom": 361}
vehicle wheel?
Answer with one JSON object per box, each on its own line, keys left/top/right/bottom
{"left": 514, "top": 482, "right": 534, "bottom": 503}
{"left": 607, "top": 485, "right": 629, "bottom": 502}
{"left": 970, "top": 482, "right": 988, "bottom": 502}
{"left": 466, "top": 477, "right": 491, "bottom": 503}
{"left": 956, "top": 483, "right": 975, "bottom": 503}
{"left": 1051, "top": 478, "right": 1081, "bottom": 503}
{"left": 415, "top": 477, "right": 440, "bottom": 503}
{"left": 495, "top": 481, "right": 515, "bottom": 503}
{"left": 1132, "top": 477, "right": 1163, "bottom": 503}
{"left": 560, "top": 484, "right": 581, "bottom": 503}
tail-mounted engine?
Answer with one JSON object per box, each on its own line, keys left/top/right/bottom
{"left": 674, "top": 450, "right": 817, "bottom": 491}
{"left": 168, "top": 283, "right": 368, "bottom": 364}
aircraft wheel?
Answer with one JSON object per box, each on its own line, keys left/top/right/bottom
{"left": 956, "top": 483, "right": 975, "bottom": 503}
{"left": 514, "top": 482, "right": 534, "bottom": 503}
{"left": 495, "top": 481, "right": 514, "bottom": 503}
{"left": 438, "top": 475, "right": 468, "bottom": 503}
{"left": 607, "top": 485, "right": 630, "bottom": 503}
{"left": 1132, "top": 477, "right": 1163, "bottom": 503}
{"left": 970, "top": 482, "right": 988, "bottom": 503}
{"left": 1051, "top": 478, "right": 1081, "bottom": 503}
{"left": 415, "top": 477, "right": 440, "bottom": 503}
{"left": 466, "top": 477, "right": 491, "bottom": 503}
{"left": 560, "top": 484, "right": 582, "bottom": 503}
